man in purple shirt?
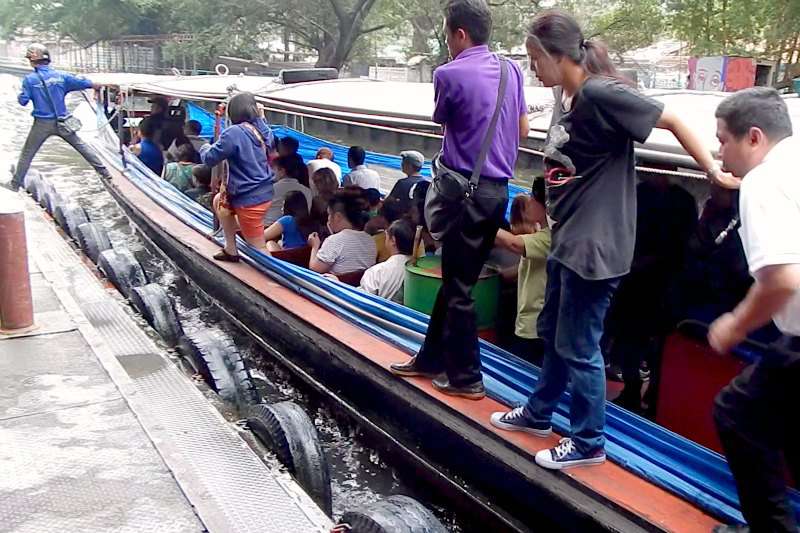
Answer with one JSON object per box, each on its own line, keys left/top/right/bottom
{"left": 391, "top": 0, "right": 529, "bottom": 399}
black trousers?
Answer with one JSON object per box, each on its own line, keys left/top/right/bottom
{"left": 713, "top": 336, "right": 800, "bottom": 532}
{"left": 12, "top": 118, "right": 109, "bottom": 186}
{"left": 416, "top": 178, "right": 508, "bottom": 386}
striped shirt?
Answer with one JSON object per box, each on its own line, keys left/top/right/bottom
{"left": 316, "top": 229, "right": 377, "bottom": 275}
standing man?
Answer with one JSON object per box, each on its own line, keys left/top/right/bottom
{"left": 9, "top": 43, "right": 109, "bottom": 190}
{"left": 708, "top": 87, "right": 800, "bottom": 533}
{"left": 390, "top": 0, "right": 528, "bottom": 399}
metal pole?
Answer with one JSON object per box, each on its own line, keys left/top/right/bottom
{"left": 0, "top": 196, "right": 34, "bottom": 333}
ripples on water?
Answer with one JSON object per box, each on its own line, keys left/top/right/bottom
{"left": 0, "top": 74, "right": 462, "bottom": 530}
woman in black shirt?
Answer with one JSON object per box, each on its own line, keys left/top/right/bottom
{"left": 490, "top": 9, "right": 739, "bottom": 470}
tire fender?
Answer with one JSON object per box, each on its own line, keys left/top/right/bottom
{"left": 338, "top": 495, "right": 448, "bottom": 533}
{"left": 130, "top": 283, "right": 183, "bottom": 346}
{"left": 178, "top": 328, "right": 260, "bottom": 407}
{"left": 75, "top": 222, "right": 112, "bottom": 264}
{"left": 62, "top": 204, "right": 90, "bottom": 239}
{"left": 97, "top": 248, "right": 147, "bottom": 298}
{"left": 247, "top": 401, "right": 332, "bottom": 516}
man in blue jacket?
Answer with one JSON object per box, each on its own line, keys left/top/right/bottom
{"left": 8, "top": 43, "right": 109, "bottom": 190}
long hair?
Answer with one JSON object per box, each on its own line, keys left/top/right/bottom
{"left": 283, "top": 191, "right": 317, "bottom": 239}
{"left": 312, "top": 168, "right": 340, "bottom": 201}
{"left": 527, "top": 10, "right": 624, "bottom": 82}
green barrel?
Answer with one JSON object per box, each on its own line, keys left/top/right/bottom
{"left": 404, "top": 255, "right": 500, "bottom": 329}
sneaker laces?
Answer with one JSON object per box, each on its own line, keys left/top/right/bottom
{"left": 502, "top": 406, "right": 526, "bottom": 422}
{"left": 552, "top": 438, "right": 576, "bottom": 460}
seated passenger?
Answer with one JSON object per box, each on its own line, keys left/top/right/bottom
{"left": 307, "top": 188, "right": 377, "bottom": 275}
{"left": 381, "top": 150, "right": 426, "bottom": 222}
{"left": 133, "top": 117, "right": 164, "bottom": 176}
{"left": 343, "top": 146, "right": 380, "bottom": 190}
{"left": 364, "top": 186, "right": 389, "bottom": 235}
{"left": 277, "top": 136, "right": 300, "bottom": 158}
{"left": 167, "top": 119, "right": 207, "bottom": 161}
{"left": 186, "top": 164, "right": 213, "bottom": 209}
{"left": 365, "top": 188, "right": 382, "bottom": 218}
{"left": 307, "top": 147, "right": 342, "bottom": 183}
{"left": 310, "top": 167, "right": 340, "bottom": 230}
{"left": 604, "top": 175, "right": 698, "bottom": 413}
{"left": 147, "top": 96, "right": 183, "bottom": 152}
{"left": 494, "top": 179, "right": 551, "bottom": 365}
{"left": 265, "top": 190, "right": 319, "bottom": 251}
{"left": 264, "top": 154, "right": 313, "bottom": 226}
{"left": 357, "top": 219, "right": 415, "bottom": 303}
{"left": 163, "top": 143, "right": 198, "bottom": 192}
{"left": 200, "top": 92, "right": 275, "bottom": 261}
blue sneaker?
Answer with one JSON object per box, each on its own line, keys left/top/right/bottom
{"left": 490, "top": 406, "right": 552, "bottom": 437}
{"left": 535, "top": 438, "right": 606, "bottom": 470}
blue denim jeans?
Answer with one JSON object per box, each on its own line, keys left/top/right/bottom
{"left": 524, "top": 258, "right": 620, "bottom": 454}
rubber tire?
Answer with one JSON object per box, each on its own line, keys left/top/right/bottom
{"left": 22, "top": 168, "right": 40, "bottom": 190}
{"left": 38, "top": 180, "right": 54, "bottom": 209}
{"left": 44, "top": 190, "right": 63, "bottom": 216}
{"left": 97, "top": 248, "right": 147, "bottom": 298}
{"left": 130, "top": 283, "right": 183, "bottom": 346}
{"left": 339, "top": 495, "right": 448, "bottom": 533}
{"left": 53, "top": 202, "right": 68, "bottom": 229}
{"left": 247, "top": 401, "right": 332, "bottom": 516}
{"left": 75, "top": 222, "right": 112, "bottom": 263}
{"left": 178, "top": 328, "right": 260, "bottom": 407}
{"left": 62, "top": 204, "right": 89, "bottom": 239}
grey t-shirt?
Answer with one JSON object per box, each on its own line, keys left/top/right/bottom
{"left": 543, "top": 77, "right": 664, "bottom": 280}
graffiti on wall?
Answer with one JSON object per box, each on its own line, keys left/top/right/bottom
{"left": 688, "top": 56, "right": 756, "bottom": 92}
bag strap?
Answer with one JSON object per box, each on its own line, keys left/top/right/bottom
{"left": 240, "top": 121, "right": 267, "bottom": 151}
{"left": 34, "top": 69, "right": 65, "bottom": 120}
{"left": 470, "top": 56, "right": 509, "bottom": 188}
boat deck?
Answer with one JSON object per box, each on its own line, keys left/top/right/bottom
{"left": 0, "top": 192, "right": 331, "bottom": 532}
{"left": 102, "top": 163, "right": 725, "bottom": 532}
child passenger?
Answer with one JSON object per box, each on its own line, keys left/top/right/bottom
{"left": 494, "top": 178, "right": 550, "bottom": 365}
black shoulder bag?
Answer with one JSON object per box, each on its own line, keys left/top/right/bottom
{"left": 424, "top": 56, "right": 508, "bottom": 241}
{"left": 35, "top": 70, "right": 83, "bottom": 135}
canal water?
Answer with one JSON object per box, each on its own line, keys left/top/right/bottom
{"left": 0, "top": 74, "right": 464, "bottom": 531}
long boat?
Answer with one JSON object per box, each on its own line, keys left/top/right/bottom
{"left": 59, "top": 70, "right": 798, "bottom": 532}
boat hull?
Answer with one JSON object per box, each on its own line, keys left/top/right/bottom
{"left": 100, "top": 170, "right": 668, "bottom": 532}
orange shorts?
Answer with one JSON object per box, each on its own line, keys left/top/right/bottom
{"left": 214, "top": 194, "right": 270, "bottom": 239}
{"left": 235, "top": 201, "right": 270, "bottom": 239}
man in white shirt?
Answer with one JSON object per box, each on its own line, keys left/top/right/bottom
{"left": 343, "top": 146, "right": 381, "bottom": 190}
{"left": 708, "top": 87, "right": 800, "bottom": 533}
{"left": 307, "top": 147, "right": 342, "bottom": 185}
{"left": 359, "top": 219, "right": 415, "bottom": 302}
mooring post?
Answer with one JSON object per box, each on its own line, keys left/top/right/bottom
{"left": 0, "top": 194, "right": 34, "bottom": 333}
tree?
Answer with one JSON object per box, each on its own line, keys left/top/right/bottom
{"left": 667, "top": 0, "right": 800, "bottom": 87}
{"left": 243, "top": 0, "right": 396, "bottom": 69}
{"left": 0, "top": 0, "right": 164, "bottom": 45}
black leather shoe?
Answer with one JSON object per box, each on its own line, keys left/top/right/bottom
{"left": 712, "top": 525, "right": 749, "bottom": 533}
{"left": 432, "top": 375, "right": 486, "bottom": 400}
{"left": 2, "top": 180, "right": 20, "bottom": 192}
{"left": 389, "top": 357, "right": 440, "bottom": 378}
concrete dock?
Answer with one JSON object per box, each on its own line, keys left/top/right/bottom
{"left": 0, "top": 190, "right": 331, "bottom": 532}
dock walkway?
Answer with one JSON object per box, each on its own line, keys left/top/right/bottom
{"left": 0, "top": 192, "right": 331, "bottom": 532}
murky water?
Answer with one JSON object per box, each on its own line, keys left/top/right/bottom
{"left": 0, "top": 74, "right": 463, "bottom": 530}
